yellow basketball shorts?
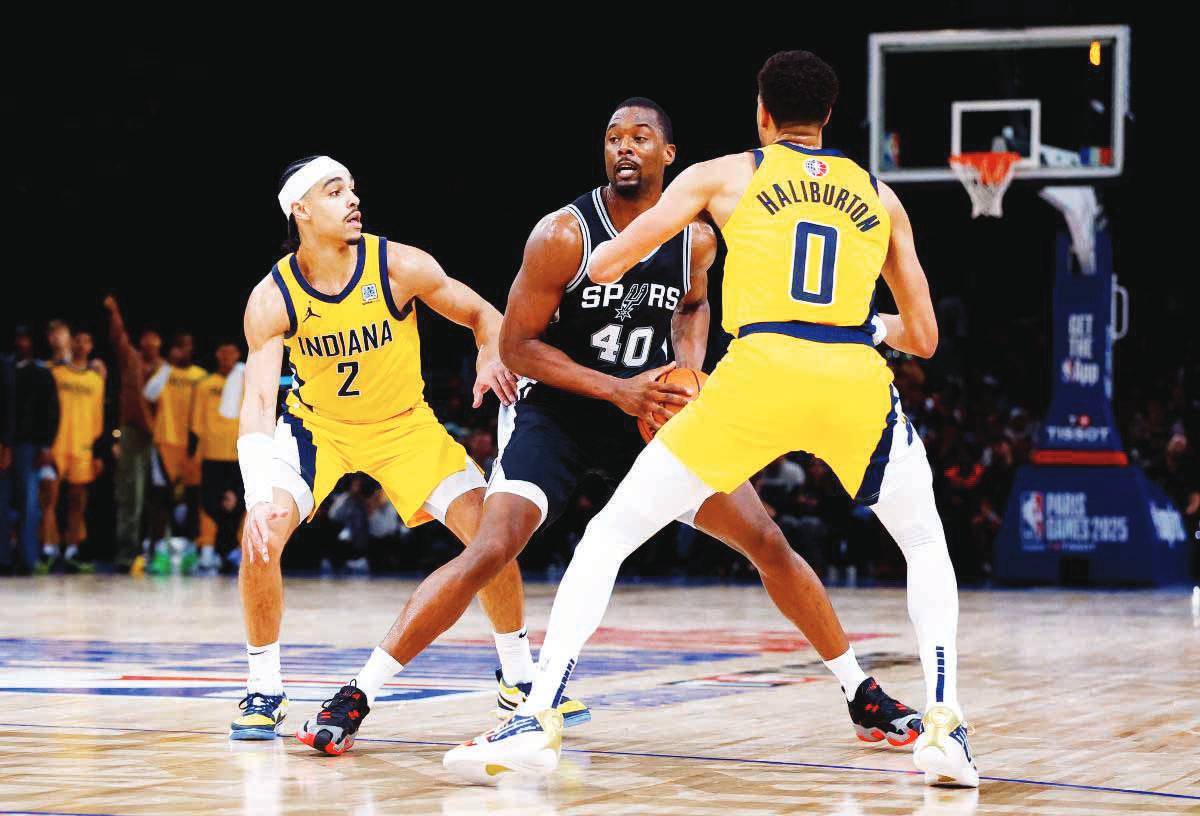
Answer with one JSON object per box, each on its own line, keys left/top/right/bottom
{"left": 655, "top": 332, "right": 912, "bottom": 503}
{"left": 53, "top": 451, "right": 96, "bottom": 485}
{"left": 271, "top": 400, "right": 483, "bottom": 526}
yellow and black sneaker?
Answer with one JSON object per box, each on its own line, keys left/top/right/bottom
{"left": 494, "top": 668, "right": 591, "bottom": 728}
{"left": 230, "top": 691, "right": 289, "bottom": 740}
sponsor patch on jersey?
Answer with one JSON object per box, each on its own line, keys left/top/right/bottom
{"left": 803, "top": 158, "right": 829, "bottom": 178}
{"left": 361, "top": 283, "right": 379, "bottom": 304}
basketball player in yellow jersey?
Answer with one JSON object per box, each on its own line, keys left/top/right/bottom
{"left": 190, "top": 343, "right": 243, "bottom": 573}
{"left": 233, "top": 155, "right": 582, "bottom": 751}
{"left": 448, "top": 51, "right": 977, "bottom": 788}
{"left": 42, "top": 331, "right": 104, "bottom": 568}
{"left": 152, "top": 338, "right": 207, "bottom": 489}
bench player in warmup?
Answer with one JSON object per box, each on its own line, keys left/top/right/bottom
{"left": 445, "top": 52, "right": 977, "bottom": 788}
{"left": 299, "top": 99, "right": 919, "bottom": 758}
{"left": 232, "top": 156, "right": 583, "bottom": 748}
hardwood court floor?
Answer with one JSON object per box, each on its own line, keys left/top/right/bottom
{"left": 0, "top": 575, "right": 1197, "bottom": 815}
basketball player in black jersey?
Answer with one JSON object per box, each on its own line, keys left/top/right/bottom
{"left": 303, "top": 99, "right": 919, "bottom": 758}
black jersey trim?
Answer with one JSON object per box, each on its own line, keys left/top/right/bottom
{"left": 593, "top": 186, "right": 662, "bottom": 264}
{"left": 592, "top": 187, "right": 618, "bottom": 239}
{"left": 563, "top": 204, "right": 591, "bottom": 293}
{"left": 681, "top": 225, "right": 692, "bottom": 294}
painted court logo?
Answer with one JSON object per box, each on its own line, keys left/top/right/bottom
{"left": 803, "top": 158, "right": 829, "bottom": 178}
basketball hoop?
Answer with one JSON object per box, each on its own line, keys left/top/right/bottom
{"left": 949, "top": 152, "right": 1020, "bottom": 218}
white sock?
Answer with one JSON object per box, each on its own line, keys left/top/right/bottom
{"left": 354, "top": 647, "right": 403, "bottom": 707}
{"left": 519, "top": 442, "right": 713, "bottom": 715}
{"left": 823, "top": 647, "right": 869, "bottom": 702}
{"left": 870, "top": 448, "right": 962, "bottom": 719}
{"left": 246, "top": 641, "right": 283, "bottom": 696}
{"left": 43, "top": 544, "right": 60, "bottom": 558}
{"left": 494, "top": 628, "right": 535, "bottom": 686}
{"left": 64, "top": 544, "right": 79, "bottom": 560}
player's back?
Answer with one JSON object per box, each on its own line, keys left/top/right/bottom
{"left": 270, "top": 233, "right": 423, "bottom": 424}
{"left": 720, "top": 143, "right": 889, "bottom": 337}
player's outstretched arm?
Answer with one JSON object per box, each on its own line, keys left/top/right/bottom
{"left": 501, "top": 211, "right": 692, "bottom": 426}
{"left": 388, "top": 243, "right": 517, "bottom": 407}
{"left": 238, "top": 279, "right": 291, "bottom": 561}
{"left": 670, "top": 221, "right": 717, "bottom": 371}
{"left": 587, "top": 159, "right": 724, "bottom": 284}
{"left": 876, "top": 182, "right": 938, "bottom": 359}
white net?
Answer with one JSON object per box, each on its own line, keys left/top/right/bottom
{"left": 949, "top": 152, "right": 1020, "bottom": 218}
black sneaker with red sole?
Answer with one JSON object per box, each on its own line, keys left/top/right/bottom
{"left": 296, "top": 682, "right": 371, "bottom": 756}
{"left": 847, "top": 677, "right": 922, "bottom": 747}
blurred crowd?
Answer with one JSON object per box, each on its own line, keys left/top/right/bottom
{"left": 2, "top": 295, "right": 1197, "bottom": 583}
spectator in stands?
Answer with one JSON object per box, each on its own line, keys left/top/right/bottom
{"left": 190, "top": 343, "right": 243, "bottom": 574}
{"left": 104, "top": 296, "right": 161, "bottom": 572}
{"left": 46, "top": 320, "right": 71, "bottom": 366}
{"left": 147, "top": 334, "right": 207, "bottom": 567}
{"left": 0, "top": 327, "right": 59, "bottom": 575}
{"left": 40, "top": 330, "right": 105, "bottom": 572}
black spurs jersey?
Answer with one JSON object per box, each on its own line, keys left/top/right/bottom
{"left": 541, "top": 187, "right": 693, "bottom": 391}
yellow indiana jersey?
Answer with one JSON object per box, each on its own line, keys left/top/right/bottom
{"left": 270, "top": 233, "right": 424, "bottom": 424}
{"left": 50, "top": 364, "right": 104, "bottom": 461}
{"left": 154, "top": 364, "right": 207, "bottom": 448}
{"left": 720, "top": 142, "right": 891, "bottom": 334}
{"left": 191, "top": 372, "right": 239, "bottom": 462}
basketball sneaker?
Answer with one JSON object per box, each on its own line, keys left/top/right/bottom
{"left": 296, "top": 682, "right": 370, "bottom": 756}
{"left": 229, "top": 691, "right": 289, "bottom": 740}
{"left": 847, "top": 676, "right": 923, "bottom": 747}
{"left": 494, "top": 669, "right": 592, "bottom": 727}
{"left": 913, "top": 704, "right": 979, "bottom": 788}
{"left": 443, "top": 709, "right": 564, "bottom": 785}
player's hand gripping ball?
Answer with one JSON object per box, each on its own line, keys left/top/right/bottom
{"left": 637, "top": 367, "right": 708, "bottom": 443}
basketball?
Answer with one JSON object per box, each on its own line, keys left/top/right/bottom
{"left": 637, "top": 367, "right": 708, "bottom": 442}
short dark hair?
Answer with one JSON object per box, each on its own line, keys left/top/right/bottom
{"left": 757, "top": 51, "right": 839, "bottom": 127}
{"left": 611, "top": 97, "right": 673, "bottom": 143}
{"left": 280, "top": 155, "right": 324, "bottom": 253}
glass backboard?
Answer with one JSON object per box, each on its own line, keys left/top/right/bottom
{"left": 868, "top": 26, "right": 1130, "bottom": 183}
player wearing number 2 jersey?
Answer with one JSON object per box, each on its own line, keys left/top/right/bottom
{"left": 231, "top": 155, "right": 564, "bottom": 751}
{"left": 447, "top": 51, "right": 977, "bottom": 789}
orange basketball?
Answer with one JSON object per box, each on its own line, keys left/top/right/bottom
{"left": 637, "top": 367, "right": 709, "bottom": 443}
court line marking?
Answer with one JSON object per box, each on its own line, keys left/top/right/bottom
{"left": 1, "top": 722, "right": 1197, "bottom": 803}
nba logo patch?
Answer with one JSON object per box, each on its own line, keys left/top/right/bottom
{"left": 1020, "top": 492, "right": 1045, "bottom": 541}
{"left": 803, "top": 158, "right": 829, "bottom": 178}
{"left": 361, "top": 283, "right": 379, "bottom": 304}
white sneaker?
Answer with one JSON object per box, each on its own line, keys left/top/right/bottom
{"left": 443, "top": 709, "right": 564, "bottom": 785}
{"left": 913, "top": 704, "right": 979, "bottom": 788}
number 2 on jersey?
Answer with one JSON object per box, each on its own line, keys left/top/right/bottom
{"left": 336, "top": 361, "right": 361, "bottom": 397}
{"left": 790, "top": 221, "right": 838, "bottom": 305}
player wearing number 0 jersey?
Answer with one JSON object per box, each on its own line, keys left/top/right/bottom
{"left": 446, "top": 52, "right": 977, "bottom": 789}
{"left": 232, "top": 155, "right": 563, "bottom": 750}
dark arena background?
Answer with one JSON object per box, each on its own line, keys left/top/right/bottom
{"left": 2, "top": 8, "right": 1197, "bottom": 815}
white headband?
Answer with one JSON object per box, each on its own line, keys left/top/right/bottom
{"left": 277, "top": 156, "right": 351, "bottom": 218}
